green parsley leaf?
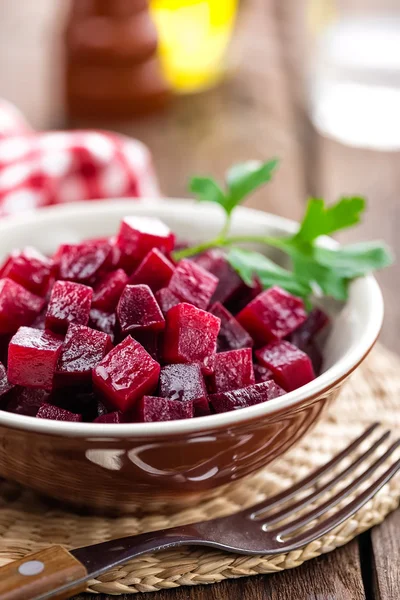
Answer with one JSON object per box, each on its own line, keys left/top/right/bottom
{"left": 226, "top": 159, "right": 279, "bottom": 212}
{"left": 314, "top": 241, "right": 393, "bottom": 278}
{"left": 189, "top": 177, "right": 225, "bottom": 206}
{"left": 295, "top": 197, "right": 365, "bottom": 243}
{"left": 227, "top": 247, "right": 312, "bottom": 299}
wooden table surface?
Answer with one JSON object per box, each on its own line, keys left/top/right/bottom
{"left": 0, "top": 0, "right": 399, "bottom": 598}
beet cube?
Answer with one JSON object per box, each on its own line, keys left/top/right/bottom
{"left": 288, "top": 308, "right": 330, "bottom": 348}
{"left": 129, "top": 248, "right": 175, "bottom": 292}
{"left": 253, "top": 363, "right": 274, "bottom": 383}
{"left": 194, "top": 249, "right": 243, "bottom": 305}
{"left": 0, "top": 247, "right": 53, "bottom": 296}
{"left": 56, "top": 240, "right": 112, "bottom": 283}
{"left": 155, "top": 287, "right": 180, "bottom": 316}
{"left": 136, "top": 396, "right": 194, "bottom": 422}
{"left": 0, "top": 278, "right": 44, "bottom": 334}
{"left": 116, "top": 216, "right": 175, "bottom": 272}
{"left": 8, "top": 327, "right": 63, "bottom": 390}
{"left": 93, "top": 336, "right": 160, "bottom": 412}
{"left": 159, "top": 363, "right": 209, "bottom": 415}
{"left": 210, "top": 380, "right": 285, "bottom": 413}
{"left": 210, "top": 302, "right": 253, "bottom": 352}
{"left": 163, "top": 303, "right": 220, "bottom": 364}
{"left": 94, "top": 411, "right": 123, "bottom": 423}
{"left": 55, "top": 324, "right": 112, "bottom": 387}
{"left": 36, "top": 404, "right": 82, "bottom": 422}
{"left": 6, "top": 388, "right": 51, "bottom": 416}
{"left": 133, "top": 330, "right": 161, "bottom": 361}
{"left": 46, "top": 281, "right": 92, "bottom": 333}
{"left": 52, "top": 389, "right": 100, "bottom": 421}
{"left": 256, "top": 340, "right": 316, "bottom": 392}
{"left": 168, "top": 259, "right": 218, "bottom": 310}
{"left": 237, "top": 286, "right": 307, "bottom": 345}
{"left": 0, "top": 361, "right": 13, "bottom": 405}
{"left": 117, "top": 284, "right": 165, "bottom": 335}
{"left": 89, "top": 309, "right": 116, "bottom": 342}
{"left": 211, "top": 349, "right": 255, "bottom": 393}
{"left": 225, "top": 278, "right": 263, "bottom": 315}
{"left": 92, "top": 269, "right": 128, "bottom": 312}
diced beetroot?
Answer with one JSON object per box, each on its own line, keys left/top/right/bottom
{"left": 46, "top": 281, "right": 92, "bottom": 333}
{"left": 94, "top": 411, "right": 123, "bottom": 423}
{"left": 237, "top": 286, "right": 307, "bottom": 345}
{"left": 210, "top": 302, "right": 253, "bottom": 352}
{"left": 163, "top": 303, "right": 220, "bottom": 364}
{"left": 289, "top": 308, "right": 330, "bottom": 348}
{"left": 200, "top": 354, "right": 216, "bottom": 377}
{"left": 211, "top": 349, "right": 255, "bottom": 393}
{"left": 256, "top": 340, "right": 316, "bottom": 392}
{"left": 30, "top": 308, "right": 47, "bottom": 330}
{"left": 55, "top": 324, "right": 112, "bottom": 387}
{"left": 56, "top": 240, "right": 112, "bottom": 283}
{"left": 6, "top": 388, "right": 50, "bottom": 416}
{"left": 168, "top": 259, "right": 218, "bottom": 310}
{"left": 51, "top": 389, "right": 100, "bottom": 421}
{"left": 303, "top": 342, "right": 324, "bottom": 375}
{"left": 210, "top": 380, "right": 285, "bottom": 413}
{"left": 116, "top": 216, "right": 175, "bottom": 272}
{"left": 0, "top": 278, "right": 44, "bottom": 334}
{"left": 8, "top": 327, "right": 63, "bottom": 390}
{"left": 0, "top": 334, "right": 11, "bottom": 366}
{"left": 0, "top": 247, "right": 53, "bottom": 296}
{"left": 253, "top": 363, "right": 274, "bottom": 383}
{"left": 0, "top": 361, "right": 13, "bottom": 405}
{"left": 89, "top": 309, "right": 116, "bottom": 342}
{"left": 129, "top": 248, "right": 175, "bottom": 292}
{"left": 194, "top": 249, "right": 243, "bottom": 305}
{"left": 117, "top": 284, "right": 165, "bottom": 335}
{"left": 136, "top": 396, "right": 194, "bottom": 422}
{"left": 155, "top": 287, "right": 180, "bottom": 316}
{"left": 133, "top": 330, "right": 161, "bottom": 361}
{"left": 36, "top": 404, "right": 82, "bottom": 422}
{"left": 159, "top": 363, "right": 209, "bottom": 415}
{"left": 93, "top": 336, "right": 160, "bottom": 412}
{"left": 92, "top": 269, "right": 128, "bottom": 312}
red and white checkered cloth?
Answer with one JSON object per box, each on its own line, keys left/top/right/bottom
{"left": 0, "top": 100, "right": 161, "bottom": 216}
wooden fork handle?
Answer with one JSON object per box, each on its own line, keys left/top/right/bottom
{"left": 0, "top": 545, "right": 88, "bottom": 600}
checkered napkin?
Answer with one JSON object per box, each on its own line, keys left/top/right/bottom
{"left": 0, "top": 100, "right": 161, "bottom": 216}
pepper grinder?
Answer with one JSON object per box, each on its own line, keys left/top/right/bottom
{"left": 64, "top": 0, "right": 170, "bottom": 120}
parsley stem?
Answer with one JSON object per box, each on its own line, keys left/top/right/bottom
{"left": 172, "top": 234, "right": 288, "bottom": 261}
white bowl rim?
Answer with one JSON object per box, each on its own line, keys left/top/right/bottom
{"left": 0, "top": 199, "right": 384, "bottom": 438}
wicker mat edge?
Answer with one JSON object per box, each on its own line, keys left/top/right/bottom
{"left": 0, "top": 343, "right": 399, "bottom": 595}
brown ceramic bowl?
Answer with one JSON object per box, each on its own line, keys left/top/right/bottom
{"left": 0, "top": 201, "right": 384, "bottom": 513}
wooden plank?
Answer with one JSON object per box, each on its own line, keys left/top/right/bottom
{"left": 371, "top": 509, "right": 400, "bottom": 600}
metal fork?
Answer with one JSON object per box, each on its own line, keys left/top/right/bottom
{"left": 0, "top": 423, "right": 399, "bottom": 600}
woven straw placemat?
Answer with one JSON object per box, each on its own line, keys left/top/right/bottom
{"left": 0, "top": 343, "right": 399, "bottom": 595}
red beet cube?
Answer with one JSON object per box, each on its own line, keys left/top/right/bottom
{"left": 116, "top": 216, "right": 175, "bottom": 272}
{"left": 0, "top": 278, "right": 44, "bottom": 334}
{"left": 129, "top": 248, "right": 175, "bottom": 292}
{"left": 36, "top": 404, "right": 82, "bottom": 422}
{"left": 155, "top": 287, "right": 180, "bottom": 316}
{"left": 237, "top": 286, "right": 307, "bottom": 345}
{"left": 136, "top": 396, "right": 194, "bottom": 422}
{"left": 56, "top": 240, "right": 112, "bottom": 283}
{"left": 134, "top": 330, "right": 161, "bottom": 361}
{"left": 46, "top": 281, "right": 92, "bottom": 333}
{"left": 194, "top": 249, "right": 243, "bottom": 305}
{"left": 163, "top": 303, "right": 220, "bottom": 364}
{"left": 92, "top": 269, "right": 128, "bottom": 312}
{"left": 94, "top": 411, "right": 123, "bottom": 423}
{"left": 0, "top": 247, "right": 53, "bottom": 296}
{"left": 211, "top": 349, "right": 255, "bottom": 393}
{"left": 210, "top": 380, "right": 285, "bottom": 413}
{"left": 89, "top": 309, "right": 116, "bottom": 342}
{"left": 0, "top": 361, "right": 13, "bottom": 405}
{"left": 6, "top": 388, "right": 50, "bottom": 417}
{"left": 210, "top": 302, "right": 253, "bottom": 352}
{"left": 117, "top": 284, "right": 165, "bottom": 335}
{"left": 253, "top": 363, "right": 274, "bottom": 383}
{"left": 288, "top": 308, "right": 330, "bottom": 348}
{"left": 8, "top": 327, "right": 63, "bottom": 390}
{"left": 256, "top": 340, "right": 316, "bottom": 392}
{"left": 55, "top": 324, "right": 112, "bottom": 387}
{"left": 168, "top": 259, "right": 218, "bottom": 310}
{"left": 93, "top": 336, "right": 160, "bottom": 412}
{"left": 159, "top": 363, "right": 209, "bottom": 415}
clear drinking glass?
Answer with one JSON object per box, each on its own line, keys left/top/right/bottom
{"left": 308, "top": 0, "right": 400, "bottom": 150}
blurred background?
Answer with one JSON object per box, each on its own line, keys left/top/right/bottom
{"left": 0, "top": 0, "right": 398, "bottom": 351}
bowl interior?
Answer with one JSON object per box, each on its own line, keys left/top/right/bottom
{"left": 0, "top": 199, "right": 383, "bottom": 436}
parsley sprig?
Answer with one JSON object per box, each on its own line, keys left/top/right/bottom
{"left": 172, "top": 160, "right": 393, "bottom": 302}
